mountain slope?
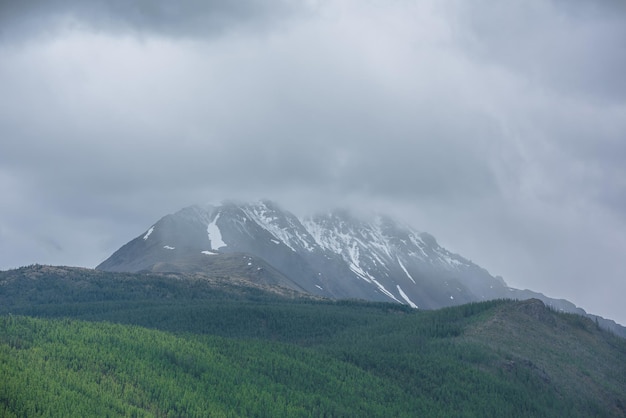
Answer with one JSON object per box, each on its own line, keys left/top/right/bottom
{"left": 98, "top": 200, "right": 506, "bottom": 306}
{"left": 97, "top": 200, "right": 624, "bottom": 334}
{"left": 1, "top": 291, "right": 625, "bottom": 417}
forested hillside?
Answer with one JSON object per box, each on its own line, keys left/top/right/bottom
{"left": 1, "top": 266, "right": 625, "bottom": 417}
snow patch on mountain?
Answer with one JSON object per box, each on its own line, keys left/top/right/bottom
{"left": 397, "top": 285, "right": 418, "bottom": 308}
{"left": 398, "top": 258, "right": 416, "bottom": 284}
{"left": 143, "top": 226, "right": 155, "bottom": 240}
{"left": 241, "top": 203, "right": 300, "bottom": 251}
{"left": 301, "top": 219, "right": 326, "bottom": 250}
{"left": 437, "top": 249, "right": 463, "bottom": 269}
{"left": 408, "top": 234, "right": 428, "bottom": 258}
{"left": 207, "top": 213, "right": 227, "bottom": 249}
{"left": 371, "top": 278, "right": 402, "bottom": 303}
{"left": 369, "top": 218, "right": 394, "bottom": 259}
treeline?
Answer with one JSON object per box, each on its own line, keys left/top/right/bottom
{"left": 0, "top": 266, "right": 283, "bottom": 310}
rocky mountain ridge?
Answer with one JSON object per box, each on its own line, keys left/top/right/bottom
{"left": 97, "top": 200, "right": 625, "bottom": 335}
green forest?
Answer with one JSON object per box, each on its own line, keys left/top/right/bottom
{"left": 1, "top": 266, "right": 625, "bottom": 417}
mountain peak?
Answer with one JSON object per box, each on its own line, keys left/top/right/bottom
{"left": 98, "top": 200, "right": 503, "bottom": 308}
{"left": 95, "top": 199, "right": 624, "bottom": 334}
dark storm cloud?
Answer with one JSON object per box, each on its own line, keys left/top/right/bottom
{"left": 1, "top": 0, "right": 625, "bottom": 324}
{"left": 0, "top": 0, "right": 302, "bottom": 40}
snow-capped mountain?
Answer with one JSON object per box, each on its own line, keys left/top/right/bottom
{"left": 96, "top": 200, "right": 591, "bottom": 314}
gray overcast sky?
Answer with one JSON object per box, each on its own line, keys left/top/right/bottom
{"left": 1, "top": 0, "right": 625, "bottom": 324}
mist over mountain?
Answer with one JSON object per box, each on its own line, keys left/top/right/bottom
{"left": 97, "top": 200, "right": 625, "bottom": 335}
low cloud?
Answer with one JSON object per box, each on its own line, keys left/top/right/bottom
{"left": 1, "top": 0, "right": 625, "bottom": 324}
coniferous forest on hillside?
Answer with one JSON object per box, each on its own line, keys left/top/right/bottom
{"left": 1, "top": 265, "right": 626, "bottom": 417}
